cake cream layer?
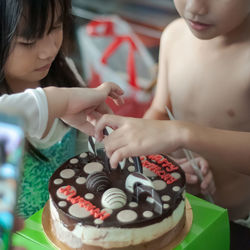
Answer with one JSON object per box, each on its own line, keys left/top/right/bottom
{"left": 49, "top": 197, "right": 185, "bottom": 249}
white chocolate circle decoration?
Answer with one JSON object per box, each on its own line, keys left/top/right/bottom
{"left": 68, "top": 204, "right": 91, "bottom": 218}
{"left": 173, "top": 186, "right": 181, "bottom": 192}
{"left": 101, "top": 188, "right": 127, "bottom": 209}
{"left": 142, "top": 167, "right": 157, "bottom": 177}
{"left": 125, "top": 172, "right": 154, "bottom": 193}
{"left": 171, "top": 172, "right": 181, "bottom": 179}
{"left": 70, "top": 158, "right": 79, "bottom": 164}
{"left": 58, "top": 201, "right": 67, "bottom": 207}
{"left": 129, "top": 202, "right": 138, "bottom": 208}
{"left": 85, "top": 193, "right": 94, "bottom": 200}
{"left": 94, "top": 218, "right": 104, "bottom": 225}
{"left": 161, "top": 195, "right": 171, "bottom": 202}
{"left": 143, "top": 211, "right": 153, "bottom": 218}
{"left": 153, "top": 180, "right": 167, "bottom": 191}
{"left": 117, "top": 210, "right": 138, "bottom": 223}
{"left": 76, "top": 177, "right": 86, "bottom": 185}
{"left": 56, "top": 186, "right": 76, "bottom": 199}
{"left": 54, "top": 178, "right": 63, "bottom": 185}
{"left": 163, "top": 203, "right": 170, "bottom": 210}
{"left": 127, "top": 166, "right": 135, "bottom": 172}
{"left": 60, "top": 169, "right": 75, "bottom": 179}
{"left": 80, "top": 152, "right": 87, "bottom": 158}
{"left": 83, "top": 162, "right": 103, "bottom": 174}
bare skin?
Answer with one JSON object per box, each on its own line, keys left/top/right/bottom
{"left": 143, "top": 0, "right": 250, "bottom": 220}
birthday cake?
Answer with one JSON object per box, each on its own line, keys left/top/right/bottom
{"left": 48, "top": 139, "right": 186, "bottom": 249}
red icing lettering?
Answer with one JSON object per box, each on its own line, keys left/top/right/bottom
{"left": 59, "top": 185, "right": 110, "bottom": 220}
{"left": 142, "top": 158, "right": 177, "bottom": 184}
{"left": 147, "top": 155, "right": 179, "bottom": 172}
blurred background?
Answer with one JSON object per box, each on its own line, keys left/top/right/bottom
{"left": 70, "top": 0, "right": 179, "bottom": 117}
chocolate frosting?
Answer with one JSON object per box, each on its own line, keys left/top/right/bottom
{"left": 48, "top": 153, "right": 186, "bottom": 231}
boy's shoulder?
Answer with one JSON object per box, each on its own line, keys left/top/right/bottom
{"left": 161, "top": 18, "right": 189, "bottom": 42}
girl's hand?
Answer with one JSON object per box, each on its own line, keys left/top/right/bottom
{"left": 95, "top": 114, "right": 184, "bottom": 168}
{"left": 175, "top": 156, "right": 216, "bottom": 196}
{"left": 45, "top": 82, "right": 124, "bottom": 137}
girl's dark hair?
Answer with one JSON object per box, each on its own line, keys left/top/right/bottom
{"left": 0, "top": 0, "right": 82, "bottom": 91}
{"left": 0, "top": 0, "right": 84, "bottom": 160}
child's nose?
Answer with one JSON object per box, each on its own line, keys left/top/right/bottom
{"left": 186, "top": 0, "right": 208, "bottom": 16}
{"left": 37, "top": 34, "right": 59, "bottom": 60}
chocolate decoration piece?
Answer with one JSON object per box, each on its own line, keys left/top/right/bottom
{"left": 86, "top": 171, "right": 112, "bottom": 193}
{"left": 88, "top": 136, "right": 96, "bottom": 155}
{"left": 135, "top": 185, "right": 163, "bottom": 215}
{"left": 125, "top": 172, "right": 154, "bottom": 193}
{"left": 132, "top": 157, "right": 143, "bottom": 173}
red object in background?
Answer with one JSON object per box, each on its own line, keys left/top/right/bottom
{"left": 89, "top": 67, "right": 152, "bottom": 118}
{"left": 85, "top": 17, "right": 155, "bottom": 118}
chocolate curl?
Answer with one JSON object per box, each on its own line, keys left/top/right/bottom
{"left": 135, "top": 185, "right": 163, "bottom": 215}
{"left": 103, "top": 128, "right": 124, "bottom": 171}
{"left": 88, "top": 136, "right": 96, "bottom": 155}
{"left": 132, "top": 157, "right": 143, "bottom": 173}
{"left": 99, "top": 128, "right": 112, "bottom": 173}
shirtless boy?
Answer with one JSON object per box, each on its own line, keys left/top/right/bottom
{"left": 96, "top": 0, "right": 250, "bottom": 245}
{"left": 143, "top": 0, "right": 250, "bottom": 223}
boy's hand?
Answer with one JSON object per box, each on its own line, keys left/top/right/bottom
{"left": 95, "top": 114, "right": 183, "bottom": 168}
{"left": 175, "top": 156, "right": 216, "bottom": 196}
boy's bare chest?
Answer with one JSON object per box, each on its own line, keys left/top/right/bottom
{"left": 167, "top": 53, "right": 250, "bottom": 130}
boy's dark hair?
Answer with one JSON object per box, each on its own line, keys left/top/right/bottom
{"left": 0, "top": 0, "right": 83, "bottom": 160}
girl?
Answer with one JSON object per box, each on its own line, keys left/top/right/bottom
{"left": 0, "top": 0, "right": 116, "bottom": 218}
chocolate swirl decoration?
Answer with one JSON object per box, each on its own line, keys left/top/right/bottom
{"left": 86, "top": 171, "right": 112, "bottom": 193}
{"left": 125, "top": 172, "right": 163, "bottom": 215}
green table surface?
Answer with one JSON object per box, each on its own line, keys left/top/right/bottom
{"left": 12, "top": 193, "right": 230, "bottom": 250}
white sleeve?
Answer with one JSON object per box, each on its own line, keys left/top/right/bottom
{"left": 0, "top": 88, "right": 48, "bottom": 139}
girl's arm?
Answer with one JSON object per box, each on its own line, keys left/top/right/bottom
{"left": 43, "top": 82, "right": 124, "bottom": 137}
{"left": 0, "top": 82, "right": 123, "bottom": 139}
{"left": 95, "top": 114, "right": 250, "bottom": 175}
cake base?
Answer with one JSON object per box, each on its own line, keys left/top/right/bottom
{"left": 42, "top": 199, "right": 193, "bottom": 250}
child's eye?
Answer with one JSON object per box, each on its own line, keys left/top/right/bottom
{"left": 18, "top": 40, "right": 36, "bottom": 48}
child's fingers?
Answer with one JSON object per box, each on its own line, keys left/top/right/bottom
{"left": 185, "top": 173, "right": 198, "bottom": 184}
{"left": 109, "top": 146, "right": 131, "bottom": 169}
{"left": 98, "top": 82, "right": 124, "bottom": 96}
{"left": 174, "top": 157, "right": 189, "bottom": 165}
{"left": 200, "top": 171, "right": 216, "bottom": 195}
{"left": 180, "top": 161, "right": 195, "bottom": 174}
{"left": 196, "top": 157, "right": 209, "bottom": 176}
{"left": 95, "top": 114, "right": 122, "bottom": 141}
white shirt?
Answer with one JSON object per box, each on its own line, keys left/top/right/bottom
{"left": 0, "top": 87, "right": 48, "bottom": 140}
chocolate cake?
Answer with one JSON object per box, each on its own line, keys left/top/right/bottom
{"left": 48, "top": 138, "right": 186, "bottom": 250}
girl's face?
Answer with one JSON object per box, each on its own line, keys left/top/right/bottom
{"left": 4, "top": 7, "right": 63, "bottom": 91}
{"left": 174, "top": 0, "right": 250, "bottom": 40}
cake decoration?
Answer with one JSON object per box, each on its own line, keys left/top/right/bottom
{"left": 48, "top": 134, "right": 186, "bottom": 249}
{"left": 86, "top": 171, "right": 112, "bottom": 193}
{"left": 101, "top": 188, "right": 127, "bottom": 209}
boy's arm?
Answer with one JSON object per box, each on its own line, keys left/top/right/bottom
{"left": 95, "top": 114, "right": 250, "bottom": 175}
{"left": 144, "top": 22, "right": 177, "bottom": 120}
{"left": 184, "top": 123, "right": 250, "bottom": 176}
